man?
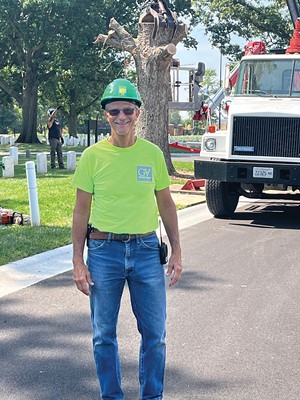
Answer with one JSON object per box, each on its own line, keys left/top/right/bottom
{"left": 47, "top": 107, "right": 65, "bottom": 169}
{"left": 72, "top": 78, "right": 182, "bottom": 400}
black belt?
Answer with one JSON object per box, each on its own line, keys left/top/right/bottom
{"left": 89, "top": 228, "right": 155, "bottom": 241}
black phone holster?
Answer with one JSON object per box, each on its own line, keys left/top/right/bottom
{"left": 86, "top": 223, "right": 92, "bottom": 246}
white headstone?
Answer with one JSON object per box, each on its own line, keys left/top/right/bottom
{"left": 2, "top": 156, "right": 14, "bottom": 178}
{"left": 67, "top": 151, "right": 76, "bottom": 171}
{"left": 36, "top": 153, "right": 48, "bottom": 174}
{"left": 9, "top": 146, "right": 18, "bottom": 165}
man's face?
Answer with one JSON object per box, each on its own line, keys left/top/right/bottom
{"left": 104, "top": 101, "right": 140, "bottom": 137}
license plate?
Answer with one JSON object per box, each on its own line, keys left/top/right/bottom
{"left": 253, "top": 167, "right": 274, "bottom": 178}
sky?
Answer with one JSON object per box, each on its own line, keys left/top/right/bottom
{"left": 176, "top": 25, "right": 226, "bottom": 74}
{"left": 175, "top": 21, "right": 248, "bottom": 76}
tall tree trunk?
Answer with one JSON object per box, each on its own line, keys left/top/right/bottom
{"left": 68, "top": 103, "right": 78, "bottom": 137}
{"left": 135, "top": 24, "right": 177, "bottom": 174}
{"left": 94, "top": 15, "right": 187, "bottom": 175}
{"left": 136, "top": 61, "right": 174, "bottom": 173}
{"left": 15, "top": 69, "right": 40, "bottom": 143}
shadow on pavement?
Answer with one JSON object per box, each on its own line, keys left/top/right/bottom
{"left": 230, "top": 201, "right": 300, "bottom": 230}
{"left": 0, "top": 269, "right": 242, "bottom": 400}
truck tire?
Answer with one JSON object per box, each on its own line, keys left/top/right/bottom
{"left": 205, "top": 180, "right": 240, "bottom": 218}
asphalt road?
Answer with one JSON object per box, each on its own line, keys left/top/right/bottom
{"left": 1, "top": 199, "right": 300, "bottom": 400}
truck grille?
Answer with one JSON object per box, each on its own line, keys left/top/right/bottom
{"left": 232, "top": 116, "right": 300, "bottom": 158}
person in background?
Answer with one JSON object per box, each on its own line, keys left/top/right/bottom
{"left": 47, "top": 107, "right": 65, "bottom": 169}
{"left": 71, "top": 78, "right": 182, "bottom": 400}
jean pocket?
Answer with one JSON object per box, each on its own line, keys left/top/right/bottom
{"left": 88, "top": 238, "right": 108, "bottom": 251}
{"left": 138, "top": 234, "right": 159, "bottom": 250}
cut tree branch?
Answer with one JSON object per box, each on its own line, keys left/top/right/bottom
{"left": 94, "top": 18, "right": 137, "bottom": 53}
{"left": 153, "top": 43, "right": 177, "bottom": 61}
{"left": 171, "top": 23, "right": 189, "bottom": 46}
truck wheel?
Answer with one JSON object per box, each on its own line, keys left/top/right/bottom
{"left": 205, "top": 180, "right": 240, "bottom": 218}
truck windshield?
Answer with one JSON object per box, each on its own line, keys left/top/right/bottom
{"left": 235, "top": 59, "right": 300, "bottom": 97}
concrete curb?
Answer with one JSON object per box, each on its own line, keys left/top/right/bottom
{"left": 170, "top": 184, "right": 206, "bottom": 207}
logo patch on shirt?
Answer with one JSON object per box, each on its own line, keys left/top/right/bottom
{"left": 137, "top": 166, "right": 153, "bottom": 182}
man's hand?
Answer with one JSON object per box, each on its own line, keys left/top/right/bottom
{"left": 155, "top": 187, "right": 182, "bottom": 286}
{"left": 73, "top": 261, "right": 94, "bottom": 296}
{"left": 49, "top": 112, "right": 56, "bottom": 121}
{"left": 166, "top": 252, "right": 182, "bottom": 286}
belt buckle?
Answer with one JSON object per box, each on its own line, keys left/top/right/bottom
{"left": 111, "top": 233, "right": 131, "bottom": 241}
{"left": 122, "top": 233, "right": 131, "bottom": 241}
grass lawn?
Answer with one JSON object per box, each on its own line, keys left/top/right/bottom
{"left": 0, "top": 143, "right": 194, "bottom": 265}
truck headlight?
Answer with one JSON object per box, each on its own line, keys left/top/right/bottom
{"left": 204, "top": 138, "right": 216, "bottom": 151}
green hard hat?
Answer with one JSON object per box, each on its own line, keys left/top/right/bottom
{"left": 100, "top": 78, "right": 142, "bottom": 109}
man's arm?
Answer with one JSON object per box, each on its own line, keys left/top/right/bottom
{"left": 155, "top": 187, "right": 182, "bottom": 286}
{"left": 47, "top": 111, "right": 56, "bottom": 129}
{"left": 72, "top": 188, "right": 94, "bottom": 295}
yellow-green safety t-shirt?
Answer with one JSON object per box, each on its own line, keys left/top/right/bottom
{"left": 71, "top": 137, "right": 170, "bottom": 234}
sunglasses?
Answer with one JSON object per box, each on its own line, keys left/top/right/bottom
{"left": 106, "top": 107, "right": 137, "bottom": 116}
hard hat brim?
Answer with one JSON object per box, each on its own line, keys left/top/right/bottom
{"left": 101, "top": 98, "right": 142, "bottom": 109}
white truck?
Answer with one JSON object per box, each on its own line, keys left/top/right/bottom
{"left": 194, "top": 31, "right": 300, "bottom": 217}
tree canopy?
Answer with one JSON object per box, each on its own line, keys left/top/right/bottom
{"left": 0, "top": 0, "right": 142, "bottom": 141}
{"left": 191, "top": 0, "right": 295, "bottom": 59}
{"left": 0, "top": 0, "right": 196, "bottom": 142}
{"left": 0, "top": 0, "right": 72, "bottom": 141}
{"left": 39, "top": 0, "right": 126, "bottom": 136}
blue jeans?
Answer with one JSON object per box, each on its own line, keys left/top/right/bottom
{"left": 87, "top": 233, "right": 166, "bottom": 400}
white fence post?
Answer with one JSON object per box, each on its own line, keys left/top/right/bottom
{"left": 25, "top": 161, "right": 40, "bottom": 226}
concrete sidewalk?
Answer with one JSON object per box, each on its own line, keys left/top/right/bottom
{"left": 0, "top": 244, "right": 75, "bottom": 297}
